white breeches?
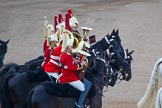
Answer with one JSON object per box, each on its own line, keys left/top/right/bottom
{"left": 69, "top": 80, "right": 85, "bottom": 92}
{"left": 46, "top": 72, "right": 59, "bottom": 78}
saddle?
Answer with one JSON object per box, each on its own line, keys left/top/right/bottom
{"left": 42, "top": 81, "right": 81, "bottom": 98}
{"left": 27, "top": 68, "right": 96, "bottom": 98}
{"left": 42, "top": 72, "right": 96, "bottom": 98}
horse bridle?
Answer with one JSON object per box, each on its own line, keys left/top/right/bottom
{"left": 117, "top": 50, "right": 132, "bottom": 80}
{"left": 104, "top": 37, "right": 114, "bottom": 48}
{"left": 90, "top": 55, "right": 112, "bottom": 96}
{"left": 91, "top": 49, "right": 118, "bottom": 84}
{"left": 92, "top": 49, "right": 130, "bottom": 95}
{"left": 110, "top": 49, "right": 131, "bottom": 80}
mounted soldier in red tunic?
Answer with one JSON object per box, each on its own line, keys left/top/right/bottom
{"left": 41, "top": 33, "right": 58, "bottom": 70}
{"left": 56, "top": 31, "right": 92, "bottom": 108}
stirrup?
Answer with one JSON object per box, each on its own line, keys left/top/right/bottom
{"left": 75, "top": 102, "right": 83, "bottom": 108}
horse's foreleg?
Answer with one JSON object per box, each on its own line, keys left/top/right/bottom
{"left": 90, "top": 93, "right": 102, "bottom": 108}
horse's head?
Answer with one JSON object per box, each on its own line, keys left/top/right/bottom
{"left": 0, "top": 39, "right": 9, "bottom": 68}
{"left": 89, "top": 33, "right": 118, "bottom": 51}
{"left": 106, "top": 29, "right": 125, "bottom": 58}
{"left": 87, "top": 49, "right": 112, "bottom": 90}
{"left": 122, "top": 49, "right": 134, "bottom": 81}
{"left": 108, "top": 29, "right": 121, "bottom": 44}
{"left": 105, "top": 47, "right": 133, "bottom": 84}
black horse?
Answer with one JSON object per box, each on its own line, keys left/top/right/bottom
{"left": 0, "top": 47, "right": 114, "bottom": 108}
{"left": 26, "top": 50, "right": 109, "bottom": 108}
{"left": 89, "top": 33, "right": 114, "bottom": 51}
{"left": 0, "top": 66, "right": 51, "bottom": 108}
{"left": 24, "top": 55, "right": 44, "bottom": 71}
{"left": 0, "top": 53, "right": 45, "bottom": 108}
{"left": 107, "top": 29, "right": 125, "bottom": 58}
{"left": 0, "top": 32, "right": 124, "bottom": 108}
{"left": 0, "top": 39, "right": 9, "bottom": 68}
{"left": 89, "top": 29, "right": 124, "bottom": 54}
{"left": 0, "top": 49, "right": 106, "bottom": 108}
{"left": 0, "top": 29, "right": 133, "bottom": 108}
{"left": 26, "top": 47, "right": 133, "bottom": 108}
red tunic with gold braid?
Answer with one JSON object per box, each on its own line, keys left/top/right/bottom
{"left": 58, "top": 52, "right": 79, "bottom": 84}
{"left": 41, "top": 47, "right": 53, "bottom": 69}
{"left": 44, "top": 45, "right": 62, "bottom": 73}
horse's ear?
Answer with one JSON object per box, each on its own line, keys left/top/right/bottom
{"left": 111, "top": 29, "right": 115, "bottom": 35}
{"left": 6, "top": 39, "right": 10, "bottom": 44}
{"left": 116, "top": 29, "right": 119, "bottom": 35}
{"left": 129, "top": 50, "right": 134, "bottom": 55}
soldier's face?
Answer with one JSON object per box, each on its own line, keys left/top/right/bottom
{"left": 67, "top": 46, "right": 73, "bottom": 53}
{"left": 70, "top": 26, "right": 78, "bottom": 31}
{"left": 50, "top": 41, "right": 57, "bottom": 47}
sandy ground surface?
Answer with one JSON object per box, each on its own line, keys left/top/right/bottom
{"left": 1, "top": 0, "right": 162, "bottom": 108}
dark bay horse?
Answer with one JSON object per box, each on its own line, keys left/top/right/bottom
{"left": 0, "top": 39, "right": 9, "bottom": 68}
{"left": 26, "top": 48, "right": 133, "bottom": 108}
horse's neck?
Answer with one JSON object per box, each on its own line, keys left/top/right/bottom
{"left": 90, "top": 39, "right": 103, "bottom": 50}
{"left": 90, "top": 42, "right": 99, "bottom": 50}
{"left": 0, "top": 56, "right": 4, "bottom": 68}
{"left": 0, "top": 62, "right": 3, "bottom": 68}
{"left": 93, "top": 71, "right": 105, "bottom": 92}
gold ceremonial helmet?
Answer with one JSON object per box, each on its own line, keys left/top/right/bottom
{"left": 55, "top": 29, "right": 82, "bottom": 50}
{"left": 61, "top": 29, "right": 74, "bottom": 48}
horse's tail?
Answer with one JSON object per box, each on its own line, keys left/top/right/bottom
{"left": 155, "top": 87, "right": 162, "bottom": 108}
{"left": 137, "top": 58, "right": 162, "bottom": 108}
{"left": 0, "top": 73, "right": 15, "bottom": 108}
{"left": 27, "top": 87, "right": 36, "bottom": 108}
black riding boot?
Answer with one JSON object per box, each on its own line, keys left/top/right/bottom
{"left": 76, "top": 78, "right": 92, "bottom": 108}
